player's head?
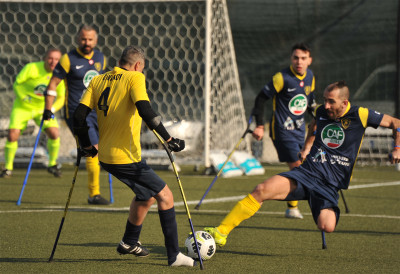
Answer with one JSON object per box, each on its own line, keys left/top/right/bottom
{"left": 290, "top": 42, "right": 312, "bottom": 76}
{"left": 323, "top": 80, "right": 350, "bottom": 120}
{"left": 44, "top": 48, "right": 62, "bottom": 72}
{"left": 119, "top": 46, "right": 146, "bottom": 73}
{"left": 77, "top": 25, "right": 98, "bottom": 55}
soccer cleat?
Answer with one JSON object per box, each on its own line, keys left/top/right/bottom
{"left": 204, "top": 227, "right": 227, "bottom": 247}
{"left": 47, "top": 164, "right": 62, "bottom": 178}
{"left": 170, "top": 252, "right": 196, "bottom": 267}
{"left": 88, "top": 195, "right": 110, "bottom": 205}
{"left": 285, "top": 208, "right": 304, "bottom": 219}
{"left": 0, "top": 169, "right": 12, "bottom": 178}
{"left": 117, "top": 240, "right": 150, "bottom": 257}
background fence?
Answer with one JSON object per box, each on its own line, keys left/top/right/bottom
{"left": 0, "top": 0, "right": 399, "bottom": 166}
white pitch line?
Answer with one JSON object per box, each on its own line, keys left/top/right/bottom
{"left": 348, "top": 181, "right": 400, "bottom": 189}
{"left": 2, "top": 207, "right": 400, "bottom": 220}
{"left": 1, "top": 181, "right": 399, "bottom": 219}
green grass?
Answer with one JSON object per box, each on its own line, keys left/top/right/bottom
{"left": 1, "top": 164, "right": 399, "bottom": 273}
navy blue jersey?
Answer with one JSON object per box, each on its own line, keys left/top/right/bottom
{"left": 53, "top": 48, "right": 106, "bottom": 117}
{"left": 262, "top": 66, "right": 315, "bottom": 142}
{"left": 300, "top": 104, "right": 384, "bottom": 189}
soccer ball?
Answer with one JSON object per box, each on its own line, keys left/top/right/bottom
{"left": 184, "top": 231, "right": 216, "bottom": 260}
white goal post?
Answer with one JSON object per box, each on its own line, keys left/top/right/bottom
{"left": 0, "top": 0, "right": 249, "bottom": 167}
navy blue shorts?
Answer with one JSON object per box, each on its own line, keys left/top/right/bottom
{"left": 272, "top": 139, "right": 302, "bottom": 163}
{"left": 66, "top": 110, "right": 99, "bottom": 145}
{"left": 279, "top": 167, "right": 340, "bottom": 225}
{"left": 100, "top": 160, "right": 166, "bottom": 201}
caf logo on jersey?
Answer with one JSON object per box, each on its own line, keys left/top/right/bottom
{"left": 83, "top": 70, "right": 100, "bottom": 88}
{"left": 288, "top": 94, "right": 307, "bottom": 115}
{"left": 321, "top": 124, "right": 345, "bottom": 149}
{"left": 34, "top": 84, "right": 47, "bottom": 96}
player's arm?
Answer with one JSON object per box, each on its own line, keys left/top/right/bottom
{"left": 51, "top": 80, "right": 66, "bottom": 113}
{"left": 43, "top": 76, "right": 63, "bottom": 120}
{"left": 13, "top": 63, "right": 35, "bottom": 101}
{"left": 252, "top": 90, "right": 269, "bottom": 141}
{"left": 136, "top": 100, "right": 185, "bottom": 152}
{"left": 252, "top": 73, "right": 282, "bottom": 141}
{"left": 73, "top": 103, "right": 98, "bottom": 157}
{"left": 378, "top": 114, "right": 400, "bottom": 163}
{"left": 299, "top": 118, "right": 317, "bottom": 161}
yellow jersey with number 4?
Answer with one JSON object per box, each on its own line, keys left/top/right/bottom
{"left": 80, "top": 67, "right": 149, "bottom": 164}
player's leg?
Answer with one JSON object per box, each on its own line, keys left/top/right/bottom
{"left": 42, "top": 116, "right": 62, "bottom": 177}
{"left": 285, "top": 160, "right": 303, "bottom": 219}
{"left": 1, "top": 105, "right": 28, "bottom": 178}
{"left": 117, "top": 197, "right": 154, "bottom": 257}
{"left": 317, "top": 208, "right": 337, "bottom": 233}
{"left": 101, "top": 161, "right": 194, "bottom": 266}
{"left": 85, "top": 112, "right": 109, "bottom": 205}
{"left": 273, "top": 139, "right": 304, "bottom": 219}
{"left": 206, "top": 175, "right": 295, "bottom": 246}
{"left": 1, "top": 129, "right": 20, "bottom": 178}
{"left": 155, "top": 185, "right": 195, "bottom": 266}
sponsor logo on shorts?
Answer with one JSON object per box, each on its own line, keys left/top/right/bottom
{"left": 321, "top": 124, "right": 345, "bottom": 149}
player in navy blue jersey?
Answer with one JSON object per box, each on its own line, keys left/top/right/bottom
{"left": 205, "top": 81, "right": 400, "bottom": 247}
{"left": 251, "top": 43, "right": 316, "bottom": 219}
{"left": 44, "top": 25, "right": 109, "bottom": 205}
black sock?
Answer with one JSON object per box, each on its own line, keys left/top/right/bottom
{"left": 158, "top": 207, "right": 179, "bottom": 265}
{"left": 122, "top": 219, "right": 142, "bottom": 245}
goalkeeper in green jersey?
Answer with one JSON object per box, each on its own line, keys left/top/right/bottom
{"left": 1, "top": 48, "right": 66, "bottom": 178}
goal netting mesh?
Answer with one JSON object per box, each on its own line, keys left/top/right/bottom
{"left": 0, "top": 0, "right": 248, "bottom": 167}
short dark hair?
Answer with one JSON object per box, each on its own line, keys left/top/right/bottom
{"left": 325, "top": 80, "right": 349, "bottom": 100}
{"left": 291, "top": 42, "right": 311, "bottom": 55}
{"left": 119, "top": 46, "right": 145, "bottom": 66}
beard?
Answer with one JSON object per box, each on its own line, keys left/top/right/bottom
{"left": 80, "top": 45, "right": 93, "bottom": 54}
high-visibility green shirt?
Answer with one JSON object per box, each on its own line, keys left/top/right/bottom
{"left": 13, "top": 61, "right": 66, "bottom": 112}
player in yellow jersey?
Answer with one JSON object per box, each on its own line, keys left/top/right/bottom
{"left": 1, "top": 48, "right": 65, "bottom": 178}
{"left": 73, "top": 46, "right": 195, "bottom": 267}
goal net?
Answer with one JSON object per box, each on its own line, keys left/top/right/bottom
{"left": 0, "top": 0, "right": 248, "bottom": 167}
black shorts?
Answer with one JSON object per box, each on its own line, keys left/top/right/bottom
{"left": 100, "top": 160, "right": 166, "bottom": 201}
{"left": 272, "top": 139, "right": 303, "bottom": 163}
{"left": 280, "top": 166, "right": 340, "bottom": 225}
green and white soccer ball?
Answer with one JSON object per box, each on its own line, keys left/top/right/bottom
{"left": 184, "top": 231, "right": 216, "bottom": 260}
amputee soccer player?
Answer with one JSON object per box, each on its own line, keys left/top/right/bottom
{"left": 1, "top": 48, "right": 65, "bottom": 178}
{"left": 73, "top": 46, "right": 196, "bottom": 267}
{"left": 252, "top": 42, "right": 317, "bottom": 219}
{"left": 44, "top": 25, "right": 109, "bottom": 205}
{"left": 205, "top": 81, "right": 400, "bottom": 247}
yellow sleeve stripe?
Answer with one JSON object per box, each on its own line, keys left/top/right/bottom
{"left": 311, "top": 76, "right": 315, "bottom": 91}
{"left": 59, "top": 53, "right": 70, "bottom": 74}
{"left": 103, "top": 57, "right": 107, "bottom": 70}
{"left": 358, "top": 107, "right": 369, "bottom": 128}
{"left": 272, "top": 72, "right": 284, "bottom": 93}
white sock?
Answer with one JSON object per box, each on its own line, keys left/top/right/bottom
{"left": 170, "top": 252, "right": 195, "bottom": 267}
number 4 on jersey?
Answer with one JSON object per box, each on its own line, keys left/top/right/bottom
{"left": 98, "top": 87, "right": 110, "bottom": 116}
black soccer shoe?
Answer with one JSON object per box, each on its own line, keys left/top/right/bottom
{"left": 87, "top": 195, "right": 110, "bottom": 205}
{"left": 117, "top": 241, "right": 150, "bottom": 257}
{"left": 0, "top": 169, "right": 12, "bottom": 178}
{"left": 47, "top": 164, "right": 62, "bottom": 178}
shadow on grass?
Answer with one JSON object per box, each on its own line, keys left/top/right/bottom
{"left": 0, "top": 257, "right": 128, "bottom": 263}
{"left": 60, "top": 242, "right": 167, "bottom": 256}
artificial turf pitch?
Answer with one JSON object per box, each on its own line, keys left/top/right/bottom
{"left": 1, "top": 164, "right": 399, "bottom": 273}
